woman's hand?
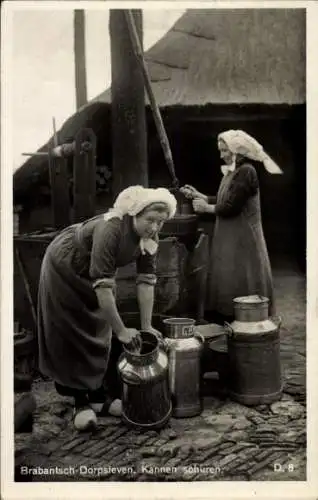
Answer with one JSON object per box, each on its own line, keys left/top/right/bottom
{"left": 117, "top": 327, "right": 140, "bottom": 345}
{"left": 180, "top": 184, "right": 200, "bottom": 199}
{"left": 192, "top": 197, "right": 209, "bottom": 213}
{"left": 143, "top": 325, "right": 163, "bottom": 340}
{"left": 180, "top": 185, "right": 208, "bottom": 202}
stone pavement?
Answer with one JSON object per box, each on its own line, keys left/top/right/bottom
{"left": 14, "top": 267, "right": 306, "bottom": 482}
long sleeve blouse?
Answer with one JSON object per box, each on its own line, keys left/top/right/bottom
{"left": 72, "top": 214, "right": 157, "bottom": 290}
{"left": 209, "top": 163, "right": 259, "bottom": 218}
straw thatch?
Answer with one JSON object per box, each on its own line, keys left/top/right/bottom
{"left": 94, "top": 8, "right": 305, "bottom": 106}
{"left": 13, "top": 8, "right": 305, "bottom": 204}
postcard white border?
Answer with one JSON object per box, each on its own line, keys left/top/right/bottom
{"left": 1, "top": 1, "right": 317, "bottom": 499}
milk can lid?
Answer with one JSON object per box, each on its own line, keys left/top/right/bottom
{"left": 233, "top": 295, "right": 269, "bottom": 304}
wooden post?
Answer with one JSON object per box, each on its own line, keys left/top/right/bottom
{"left": 125, "top": 11, "right": 179, "bottom": 189}
{"left": 48, "top": 149, "right": 71, "bottom": 228}
{"left": 73, "top": 128, "right": 97, "bottom": 222}
{"left": 109, "top": 9, "right": 148, "bottom": 197}
{"left": 74, "top": 9, "right": 88, "bottom": 110}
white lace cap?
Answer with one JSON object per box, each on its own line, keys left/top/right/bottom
{"left": 218, "top": 130, "right": 283, "bottom": 174}
{"left": 103, "top": 185, "right": 177, "bottom": 255}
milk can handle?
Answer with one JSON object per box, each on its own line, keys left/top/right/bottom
{"left": 272, "top": 315, "right": 282, "bottom": 329}
{"left": 194, "top": 331, "right": 205, "bottom": 343}
{"left": 224, "top": 321, "right": 234, "bottom": 337}
{"left": 158, "top": 336, "right": 170, "bottom": 352}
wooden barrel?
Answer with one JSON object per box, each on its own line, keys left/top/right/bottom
{"left": 14, "top": 231, "right": 206, "bottom": 331}
{"left": 14, "top": 232, "right": 181, "bottom": 328}
{"left": 161, "top": 214, "right": 199, "bottom": 238}
{"left": 116, "top": 237, "right": 183, "bottom": 314}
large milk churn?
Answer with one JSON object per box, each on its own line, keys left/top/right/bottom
{"left": 117, "top": 331, "right": 171, "bottom": 430}
{"left": 163, "top": 318, "right": 204, "bottom": 417}
{"left": 225, "top": 295, "right": 283, "bottom": 406}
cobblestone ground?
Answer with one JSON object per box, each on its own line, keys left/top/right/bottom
{"left": 15, "top": 267, "right": 306, "bottom": 482}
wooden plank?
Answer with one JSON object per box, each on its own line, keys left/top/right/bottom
{"left": 73, "top": 128, "right": 96, "bottom": 222}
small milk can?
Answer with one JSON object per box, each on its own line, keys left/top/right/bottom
{"left": 117, "top": 331, "right": 172, "bottom": 430}
{"left": 163, "top": 318, "right": 204, "bottom": 418}
{"left": 225, "top": 295, "right": 283, "bottom": 406}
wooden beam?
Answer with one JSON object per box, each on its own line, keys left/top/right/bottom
{"left": 48, "top": 152, "right": 71, "bottom": 228}
{"left": 185, "top": 112, "right": 292, "bottom": 122}
{"left": 74, "top": 10, "right": 88, "bottom": 110}
{"left": 125, "top": 11, "right": 178, "bottom": 189}
{"left": 109, "top": 9, "right": 148, "bottom": 197}
{"left": 73, "top": 128, "right": 96, "bottom": 222}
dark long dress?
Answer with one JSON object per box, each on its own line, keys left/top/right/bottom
{"left": 37, "top": 214, "right": 156, "bottom": 391}
{"left": 206, "top": 160, "right": 275, "bottom": 318}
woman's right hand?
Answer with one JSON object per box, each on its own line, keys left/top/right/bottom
{"left": 117, "top": 327, "right": 141, "bottom": 347}
{"left": 180, "top": 185, "right": 205, "bottom": 200}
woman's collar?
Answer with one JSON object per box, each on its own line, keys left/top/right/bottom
{"left": 131, "top": 216, "right": 158, "bottom": 255}
{"left": 221, "top": 163, "right": 236, "bottom": 176}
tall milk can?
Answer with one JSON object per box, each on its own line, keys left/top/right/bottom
{"left": 163, "top": 318, "right": 204, "bottom": 417}
{"left": 117, "top": 331, "right": 172, "bottom": 430}
{"left": 225, "top": 295, "right": 283, "bottom": 406}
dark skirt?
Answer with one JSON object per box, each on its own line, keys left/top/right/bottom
{"left": 37, "top": 227, "right": 113, "bottom": 391}
{"left": 206, "top": 213, "right": 275, "bottom": 318}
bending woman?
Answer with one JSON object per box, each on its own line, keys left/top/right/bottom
{"left": 37, "top": 185, "right": 177, "bottom": 431}
{"left": 181, "top": 129, "right": 282, "bottom": 324}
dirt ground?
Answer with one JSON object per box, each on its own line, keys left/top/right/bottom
{"left": 14, "top": 262, "right": 306, "bottom": 482}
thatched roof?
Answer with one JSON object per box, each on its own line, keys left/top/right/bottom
{"left": 14, "top": 8, "right": 305, "bottom": 203}
{"left": 94, "top": 8, "right": 305, "bottom": 106}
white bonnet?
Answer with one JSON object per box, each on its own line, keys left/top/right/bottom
{"left": 218, "top": 130, "right": 282, "bottom": 174}
{"left": 112, "top": 185, "right": 177, "bottom": 219}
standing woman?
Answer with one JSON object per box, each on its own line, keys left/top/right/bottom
{"left": 37, "top": 185, "right": 177, "bottom": 431}
{"left": 181, "top": 130, "right": 282, "bottom": 324}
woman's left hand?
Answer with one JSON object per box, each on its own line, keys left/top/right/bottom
{"left": 192, "top": 198, "right": 208, "bottom": 213}
{"left": 143, "top": 326, "right": 163, "bottom": 339}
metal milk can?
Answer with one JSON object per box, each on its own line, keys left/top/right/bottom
{"left": 163, "top": 318, "right": 204, "bottom": 417}
{"left": 225, "top": 295, "right": 283, "bottom": 406}
{"left": 117, "top": 331, "right": 172, "bottom": 430}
